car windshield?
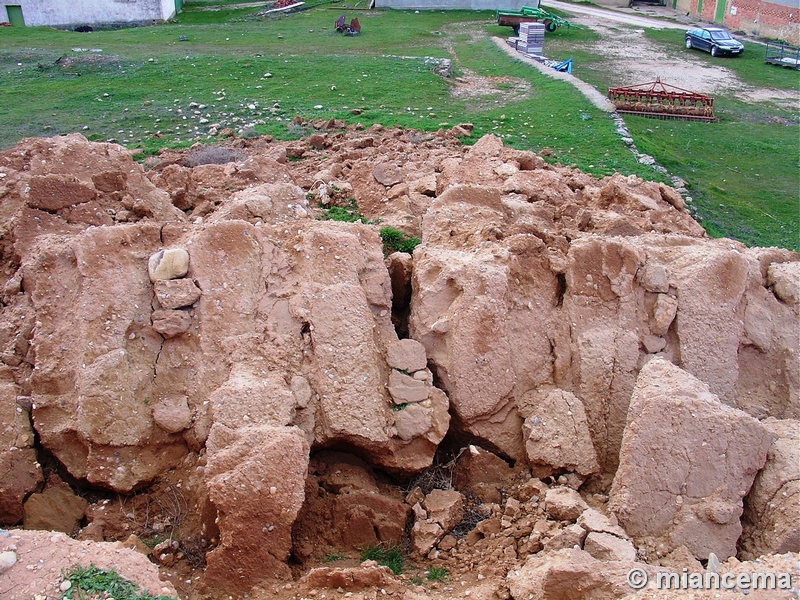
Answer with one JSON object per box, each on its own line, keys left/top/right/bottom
{"left": 710, "top": 30, "right": 733, "bottom": 40}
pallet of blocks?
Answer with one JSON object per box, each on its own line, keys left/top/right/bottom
{"left": 510, "top": 22, "right": 545, "bottom": 56}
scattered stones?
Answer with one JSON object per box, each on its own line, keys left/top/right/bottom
{"left": 544, "top": 487, "right": 588, "bottom": 522}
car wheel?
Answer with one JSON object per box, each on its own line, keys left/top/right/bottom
{"left": 685, "top": 38, "right": 692, "bottom": 49}
{"left": 711, "top": 45, "right": 719, "bottom": 56}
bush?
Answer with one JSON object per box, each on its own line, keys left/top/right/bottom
{"left": 380, "top": 227, "right": 421, "bottom": 255}
{"left": 360, "top": 544, "right": 405, "bottom": 575}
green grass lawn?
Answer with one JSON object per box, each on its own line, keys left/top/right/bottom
{"left": 0, "top": 5, "right": 797, "bottom": 250}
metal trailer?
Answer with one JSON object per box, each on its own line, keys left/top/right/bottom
{"left": 764, "top": 41, "right": 800, "bottom": 70}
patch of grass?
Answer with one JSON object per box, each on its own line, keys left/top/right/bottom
{"left": 625, "top": 116, "right": 799, "bottom": 250}
{"left": 141, "top": 533, "right": 167, "bottom": 549}
{"left": 61, "top": 564, "right": 176, "bottom": 600}
{"left": 319, "top": 198, "right": 376, "bottom": 223}
{"left": 426, "top": 567, "right": 449, "bottom": 582}
{"left": 360, "top": 544, "right": 405, "bottom": 575}
{"left": 380, "top": 227, "right": 421, "bottom": 255}
{"left": 322, "top": 551, "right": 347, "bottom": 562}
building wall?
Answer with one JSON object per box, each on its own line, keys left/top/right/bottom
{"left": 724, "top": 0, "right": 799, "bottom": 44}
{"left": 3, "top": 0, "right": 177, "bottom": 27}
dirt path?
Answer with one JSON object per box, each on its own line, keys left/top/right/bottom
{"left": 545, "top": 0, "right": 689, "bottom": 29}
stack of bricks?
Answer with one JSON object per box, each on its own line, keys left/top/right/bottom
{"left": 510, "top": 22, "right": 545, "bottom": 56}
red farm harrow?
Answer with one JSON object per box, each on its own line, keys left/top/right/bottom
{"left": 608, "top": 78, "right": 716, "bottom": 122}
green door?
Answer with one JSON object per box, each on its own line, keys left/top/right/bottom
{"left": 175, "top": 0, "right": 183, "bottom": 12}
{"left": 714, "top": 0, "right": 726, "bottom": 22}
{"left": 6, "top": 5, "right": 24, "bottom": 26}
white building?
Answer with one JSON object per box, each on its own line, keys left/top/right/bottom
{"left": 2, "top": 0, "right": 183, "bottom": 28}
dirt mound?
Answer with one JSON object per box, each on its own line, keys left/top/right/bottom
{"left": 0, "top": 126, "right": 797, "bottom": 599}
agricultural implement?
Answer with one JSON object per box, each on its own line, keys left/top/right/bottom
{"left": 496, "top": 6, "right": 576, "bottom": 34}
{"left": 608, "top": 78, "right": 716, "bottom": 122}
{"left": 335, "top": 14, "right": 361, "bottom": 35}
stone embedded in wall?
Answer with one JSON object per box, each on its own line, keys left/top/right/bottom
{"left": 386, "top": 339, "right": 428, "bottom": 373}
{"left": 388, "top": 369, "right": 429, "bottom": 405}
{"left": 153, "top": 278, "right": 201, "bottom": 309}
{"left": 151, "top": 309, "right": 192, "bottom": 337}
{"left": 148, "top": 248, "right": 190, "bottom": 282}
{"left": 151, "top": 396, "right": 192, "bottom": 434}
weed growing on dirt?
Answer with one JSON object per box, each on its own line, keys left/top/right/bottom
{"left": 60, "top": 564, "right": 176, "bottom": 600}
{"left": 426, "top": 567, "right": 449, "bottom": 582}
{"left": 319, "top": 198, "right": 375, "bottom": 223}
{"left": 360, "top": 544, "right": 405, "bottom": 575}
{"left": 380, "top": 227, "right": 421, "bottom": 255}
{"left": 322, "top": 551, "right": 348, "bottom": 562}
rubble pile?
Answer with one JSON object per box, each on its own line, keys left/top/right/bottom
{"left": 0, "top": 124, "right": 797, "bottom": 599}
